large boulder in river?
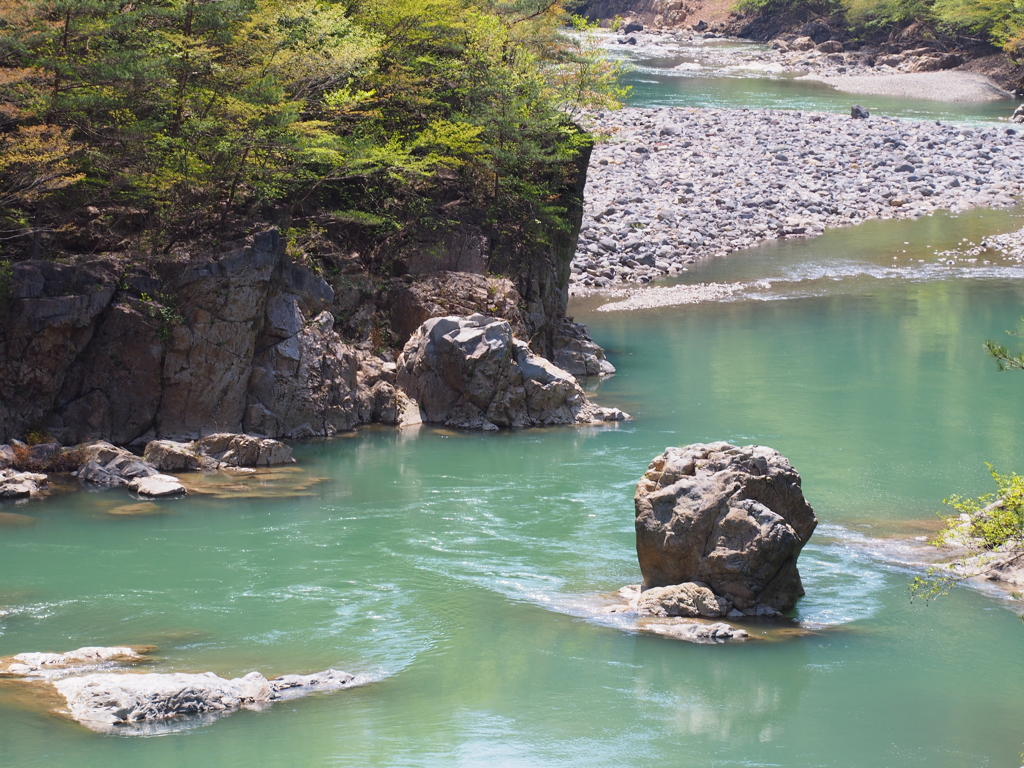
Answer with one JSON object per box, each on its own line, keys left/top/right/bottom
{"left": 396, "top": 314, "right": 628, "bottom": 430}
{"left": 634, "top": 443, "right": 817, "bottom": 613}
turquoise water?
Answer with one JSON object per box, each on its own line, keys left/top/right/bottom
{"left": 4, "top": 54, "right": 1024, "bottom": 768}
{"left": 615, "top": 37, "right": 1017, "bottom": 121}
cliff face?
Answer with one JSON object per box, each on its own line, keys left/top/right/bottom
{"left": 0, "top": 151, "right": 612, "bottom": 443}
{"left": 0, "top": 232, "right": 368, "bottom": 443}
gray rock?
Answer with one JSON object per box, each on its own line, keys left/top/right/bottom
{"left": 0, "top": 646, "right": 148, "bottom": 677}
{"left": 634, "top": 443, "right": 817, "bottom": 613}
{"left": 0, "top": 469, "right": 47, "bottom": 498}
{"left": 0, "top": 445, "right": 14, "bottom": 469}
{"left": 78, "top": 461, "right": 128, "bottom": 488}
{"left": 396, "top": 315, "right": 629, "bottom": 430}
{"left": 851, "top": 104, "right": 870, "bottom": 119}
{"left": 195, "top": 433, "right": 293, "bottom": 467}
{"left": 128, "top": 474, "right": 186, "bottom": 498}
{"left": 52, "top": 668, "right": 356, "bottom": 731}
{"left": 143, "top": 440, "right": 201, "bottom": 472}
{"left": 635, "top": 582, "right": 732, "bottom": 618}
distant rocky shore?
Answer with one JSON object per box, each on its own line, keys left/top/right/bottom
{"left": 572, "top": 107, "right": 1024, "bottom": 289}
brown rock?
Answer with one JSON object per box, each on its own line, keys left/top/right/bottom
{"left": 142, "top": 440, "right": 201, "bottom": 472}
{"left": 634, "top": 443, "right": 817, "bottom": 613}
{"left": 196, "top": 433, "right": 293, "bottom": 467}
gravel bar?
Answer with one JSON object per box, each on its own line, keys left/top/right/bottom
{"left": 571, "top": 107, "right": 1024, "bottom": 289}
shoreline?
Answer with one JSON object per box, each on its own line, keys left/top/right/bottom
{"left": 805, "top": 71, "right": 1014, "bottom": 102}
{"left": 571, "top": 106, "right": 1024, "bottom": 291}
{"left": 600, "top": 28, "right": 1017, "bottom": 102}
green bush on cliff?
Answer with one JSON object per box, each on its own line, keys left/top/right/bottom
{"left": 0, "top": 0, "right": 624, "bottom": 262}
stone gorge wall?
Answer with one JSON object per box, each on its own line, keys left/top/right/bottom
{"left": 0, "top": 231, "right": 358, "bottom": 444}
{"left": 0, "top": 226, "right": 612, "bottom": 443}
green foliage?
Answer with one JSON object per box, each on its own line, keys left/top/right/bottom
{"left": 910, "top": 467, "right": 1024, "bottom": 601}
{"left": 985, "top": 316, "right": 1024, "bottom": 370}
{"left": 932, "top": 0, "right": 1024, "bottom": 52}
{"left": 0, "top": 0, "right": 624, "bottom": 259}
{"left": 845, "top": 0, "right": 934, "bottom": 29}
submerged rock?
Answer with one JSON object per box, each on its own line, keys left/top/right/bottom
{"left": 396, "top": 314, "right": 628, "bottom": 430}
{"left": 0, "top": 646, "right": 149, "bottom": 677}
{"left": 634, "top": 443, "right": 817, "bottom": 614}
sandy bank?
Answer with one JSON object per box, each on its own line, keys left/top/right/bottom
{"left": 808, "top": 71, "right": 1013, "bottom": 102}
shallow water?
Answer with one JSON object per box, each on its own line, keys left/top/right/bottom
{"left": 613, "top": 36, "right": 1017, "bottom": 121}
{"left": 4, "top": 49, "right": 1024, "bottom": 768}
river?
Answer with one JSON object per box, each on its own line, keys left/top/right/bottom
{"left": 2, "top": 39, "right": 1024, "bottom": 768}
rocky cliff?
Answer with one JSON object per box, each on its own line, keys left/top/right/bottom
{"left": 1, "top": 209, "right": 614, "bottom": 444}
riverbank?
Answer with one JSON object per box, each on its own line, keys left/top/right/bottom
{"left": 601, "top": 28, "right": 1017, "bottom": 98}
{"left": 571, "top": 106, "right": 1024, "bottom": 288}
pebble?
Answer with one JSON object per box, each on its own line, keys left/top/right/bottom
{"left": 571, "top": 107, "right": 1024, "bottom": 289}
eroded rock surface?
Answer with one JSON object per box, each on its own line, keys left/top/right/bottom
{"left": 196, "top": 433, "right": 293, "bottom": 467}
{"left": 634, "top": 442, "right": 817, "bottom": 613}
{"left": 3, "top": 645, "right": 360, "bottom": 733}
{"left": 53, "top": 669, "right": 355, "bottom": 731}
{"left": 0, "top": 646, "right": 149, "bottom": 677}
{"left": 396, "top": 314, "right": 628, "bottom": 430}
{"left": 128, "top": 473, "right": 187, "bottom": 498}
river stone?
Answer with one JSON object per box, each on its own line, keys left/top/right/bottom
{"left": 635, "top": 582, "right": 731, "bottom": 618}
{"left": 128, "top": 474, "right": 186, "bottom": 498}
{"left": 195, "top": 433, "right": 293, "bottom": 467}
{"left": 634, "top": 443, "right": 817, "bottom": 613}
{"left": 396, "top": 314, "right": 628, "bottom": 430}
{"left": 52, "top": 668, "right": 356, "bottom": 730}
{"left": 0, "top": 469, "right": 47, "bottom": 498}
{"left": 0, "top": 445, "right": 15, "bottom": 469}
{"left": 143, "top": 440, "right": 201, "bottom": 471}
{"left": 1, "top": 646, "right": 148, "bottom": 677}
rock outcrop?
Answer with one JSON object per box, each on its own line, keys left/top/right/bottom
{"left": 2, "top": 217, "right": 615, "bottom": 445}
{"left": 127, "top": 474, "right": 187, "bottom": 498}
{"left": 634, "top": 443, "right": 817, "bottom": 614}
{"left": 396, "top": 314, "right": 628, "bottom": 430}
{"left": 0, "top": 646, "right": 149, "bottom": 677}
{"left": 142, "top": 434, "right": 294, "bottom": 471}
